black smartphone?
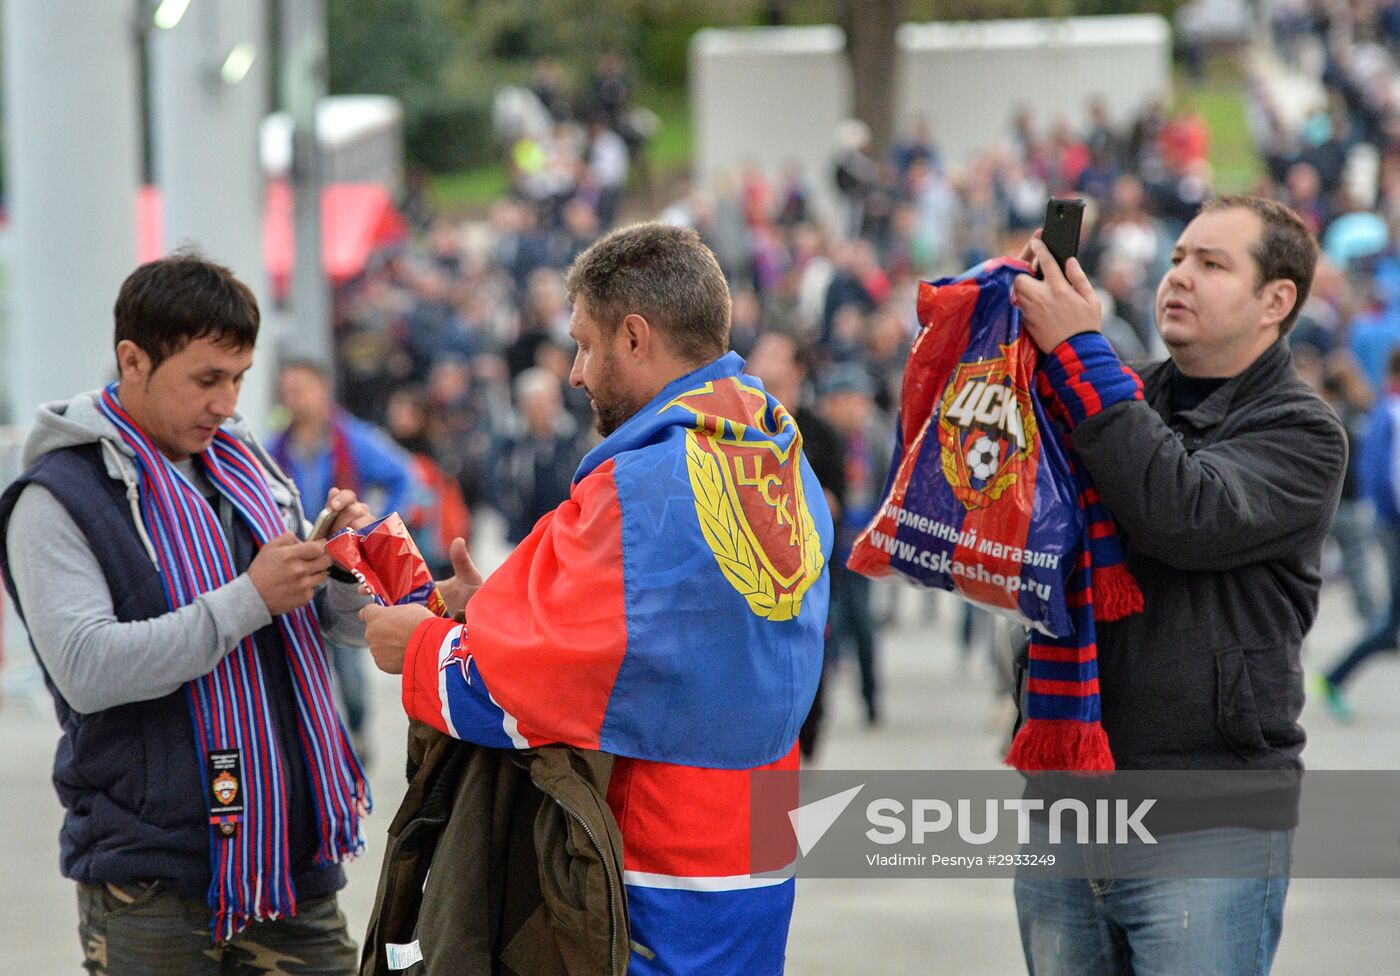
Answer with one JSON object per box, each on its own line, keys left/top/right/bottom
{"left": 1040, "top": 198, "right": 1085, "bottom": 277}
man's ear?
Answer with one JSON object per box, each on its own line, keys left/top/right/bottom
{"left": 1259, "top": 279, "right": 1298, "bottom": 332}
{"left": 617, "top": 313, "right": 653, "bottom": 361}
{"left": 115, "top": 339, "right": 151, "bottom": 384}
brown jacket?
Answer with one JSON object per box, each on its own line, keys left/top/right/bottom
{"left": 360, "top": 721, "right": 629, "bottom": 976}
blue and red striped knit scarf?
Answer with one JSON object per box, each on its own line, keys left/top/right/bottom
{"left": 97, "top": 385, "right": 369, "bottom": 939}
{"left": 1003, "top": 339, "right": 1144, "bottom": 773}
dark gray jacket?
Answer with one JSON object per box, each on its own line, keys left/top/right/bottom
{"left": 1062, "top": 337, "right": 1346, "bottom": 772}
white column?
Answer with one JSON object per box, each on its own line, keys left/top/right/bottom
{"left": 149, "top": 0, "right": 275, "bottom": 432}
{"left": 2, "top": 1, "right": 141, "bottom": 422}
{"left": 280, "top": 0, "right": 333, "bottom": 371}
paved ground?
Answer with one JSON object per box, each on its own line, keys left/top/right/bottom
{"left": 3, "top": 514, "right": 1399, "bottom": 973}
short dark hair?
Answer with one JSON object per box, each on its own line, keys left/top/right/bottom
{"left": 114, "top": 250, "right": 259, "bottom": 371}
{"left": 278, "top": 358, "right": 331, "bottom": 383}
{"left": 1201, "top": 195, "right": 1318, "bottom": 335}
{"left": 564, "top": 222, "right": 731, "bottom": 364}
{"left": 755, "top": 326, "right": 815, "bottom": 378}
{"left": 1387, "top": 344, "right": 1400, "bottom": 380}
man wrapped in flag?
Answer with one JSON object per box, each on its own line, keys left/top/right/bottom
{"left": 361, "top": 223, "right": 833, "bottom": 976}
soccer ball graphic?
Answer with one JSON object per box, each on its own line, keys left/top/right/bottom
{"left": 965, "top": 435, "right": 1001, "bottom": 481}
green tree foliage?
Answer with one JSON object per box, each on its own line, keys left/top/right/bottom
{"left": 326, "top": 0, "right": 481, "bottom": 170}
{"left": 327, "top": 0, "right": 455, "bottom": 103}
{"left": 327, "top": 0, "right": 1181, "bottom": 173}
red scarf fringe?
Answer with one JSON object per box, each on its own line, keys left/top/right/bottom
{"left": 1004, "top": 717, "right": 1116, "bottom": 773}
{"left": 1090, "top": 563, "right": 1143, "bottom": 623}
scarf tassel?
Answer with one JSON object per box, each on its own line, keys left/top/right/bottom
{"left": 1004, "top": 717, "right": 1116, "bottom": 774}
{"left": 1090, "top": 563, "right": 1143, "bottom": 622}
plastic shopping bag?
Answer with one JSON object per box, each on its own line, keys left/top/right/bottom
{"left": 848, "top": 260, "right": 1081, "bottom": 637}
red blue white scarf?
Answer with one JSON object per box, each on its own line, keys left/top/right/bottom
{"left": 1003, "top": 343, "right": 1145, "bottom": 773}
{"left": 97, "top": 385, "right": 369, "bottom": 939}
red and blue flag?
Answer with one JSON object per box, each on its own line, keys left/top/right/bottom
{"left": 401, "top": 351, "right": 832, "bottom": 973}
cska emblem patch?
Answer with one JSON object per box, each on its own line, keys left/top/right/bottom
{"left": 666, "top": 378, "right": 825, "bottom": 621}
{"left": 937, "top": 347, "right": 1038, "bottom": 511}
{"left": 212, "top": 771, "right": 239, "bottom": 806}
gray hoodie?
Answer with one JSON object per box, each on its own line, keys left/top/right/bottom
{"left": 5, "top": 390, "right": 369, "bottom": 714}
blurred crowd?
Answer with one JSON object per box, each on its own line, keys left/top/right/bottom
{"left": 311, "top": 83, "right": 1218, "bottom": 736}
{"left": 489, "top": 54, "right": 656, "bottom": 231}
{"left": 300, "top": 36, "right": 1400, "bottom": 735}
{"left": 1254, "top": 0, "right": 1400, "bottom": 231}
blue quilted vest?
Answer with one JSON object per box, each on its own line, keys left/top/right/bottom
{"left": 0, "top": 444, "right": 343, "bottom": 901}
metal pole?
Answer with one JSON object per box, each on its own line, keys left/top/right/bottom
{"left": 2, "top": 1, "right": 141, "bottom": 423}
{"left": 280, "top": 0, "right": 332, "bottom": 371}
{"left": 149, "top": 0, "right": 275, "bottom": 431}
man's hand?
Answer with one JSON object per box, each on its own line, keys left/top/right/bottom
{"left": 359, "top": 603, "right": 435, "bottom": 675}
{"left": 437, "top": 537, "right": 484, "bottom": 617}
{"left": 248, "top": 532, "right": 333, "bottom": 616}
{"left": 1011, "top": 236, "right": 1102, "bottom": 354}
{"left": 323, "top": 486, "right": 376, "bottom": 537}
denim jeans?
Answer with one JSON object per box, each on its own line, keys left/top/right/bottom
{"left": 1014, "top": 825, "right": 1292, "bottom": 976}
{"left": 1328, "top": 521, "right": 1400, "bottom": 688}
{"left": 1328, "top": 499, "right": 1377, "bottom": 621}
{"left": 329, "top": 642, "right": 367, "bottom": 737}
{"left": 827, "top": 565, "right": 879, "bottom": 720}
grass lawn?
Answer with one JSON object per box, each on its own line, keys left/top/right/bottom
{"left": 1179, "top": 60, "right": 1262, "bottom": 194}
{"left": 637, "top": 84, "right": 693, "bottom": 173}
{"left": 429, "top": 166, "right": 510, "bottom": 215}
{"left": 427, "top": 82, "right": 694, "bottom": 219}
{"left": 427, "top": 61, "right": 1262, "bottom": 216}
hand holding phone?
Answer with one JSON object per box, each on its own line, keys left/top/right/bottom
{"left": 309, "top": 506, "right": 337, "bottom": 541}
{"left": 1013, "top": 196, "right": 1103, "bottom": 354}
{"left": 1039, "top": 198, "right": 1085, "bottom": 277}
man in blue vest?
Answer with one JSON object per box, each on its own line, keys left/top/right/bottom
{"left": 0, "top": 253, "right": 451, "bottom": 973}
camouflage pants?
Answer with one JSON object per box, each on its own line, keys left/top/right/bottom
{"left": 77, "top": 882, "right": 358, "bottom": 976}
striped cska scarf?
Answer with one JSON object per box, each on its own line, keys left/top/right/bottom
{"left": 1003, "top": 342, "right": 1144, "bottom": 773}
{"left": 97, "top": 385, "right": 369, "bottom": 939}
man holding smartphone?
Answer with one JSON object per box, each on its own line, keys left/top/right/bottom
{"left": 0, "top": 253, "right": 385, "bottom": 973}
{"left": 1009, "top": 197, "right": 1345, "bottom": 975}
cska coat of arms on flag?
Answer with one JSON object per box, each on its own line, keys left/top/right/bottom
{"left": 668, "top": 378, "right": 825, "bottom": 622}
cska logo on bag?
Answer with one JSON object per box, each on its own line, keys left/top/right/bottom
{"left": 212, "top": 771, "right": 238, "bottom": 806}
{"left": 667, "top": 378, "right": 825, "bottom": 621}
{"left": 937, "top": 349, "right": 1038, "bottom": 510}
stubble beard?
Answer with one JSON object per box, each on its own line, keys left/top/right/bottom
{"left": 590, "top": 352, "right": 646, "bottom": 437}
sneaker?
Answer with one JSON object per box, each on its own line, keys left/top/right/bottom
{"left": 1309, "top": 673, "right": 1354, "bottom": 723}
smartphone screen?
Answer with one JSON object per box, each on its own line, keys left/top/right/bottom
{"left": 1041, "top": 198, "right": 1085, "bottom": 276}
